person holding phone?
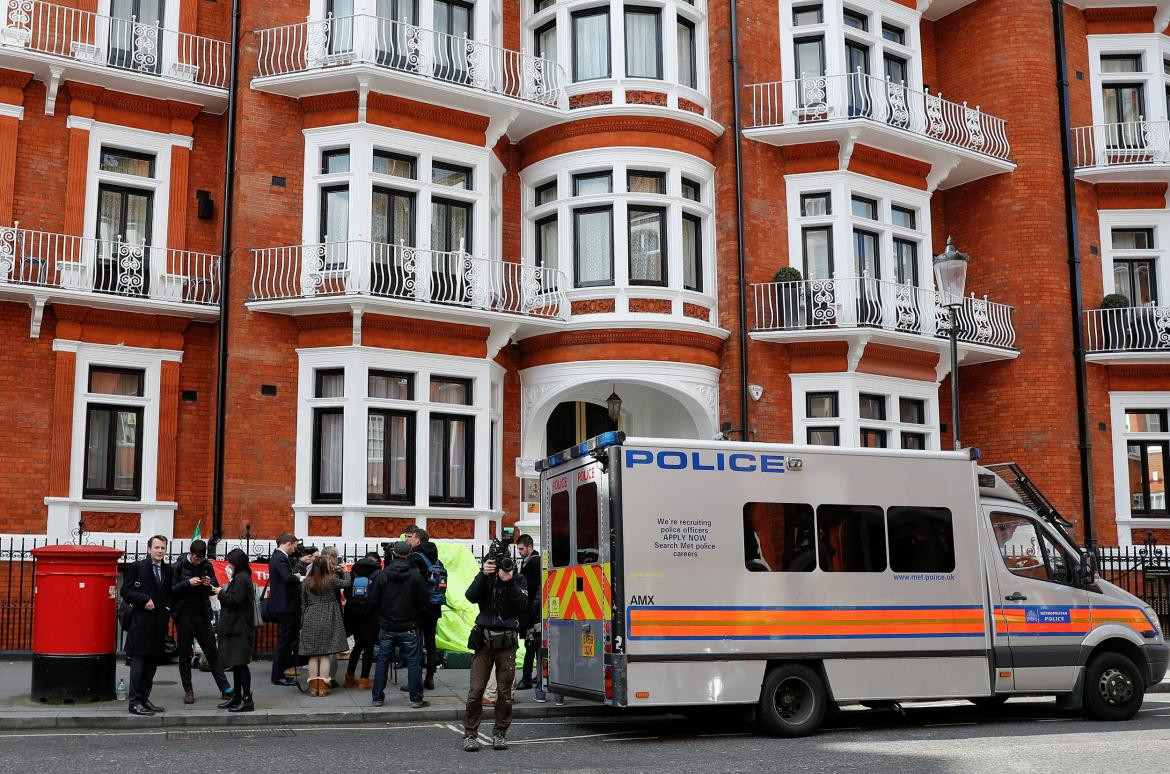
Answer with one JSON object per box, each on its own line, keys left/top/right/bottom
{"left": 170, "top": 538, "right": 232, "bottom": 705}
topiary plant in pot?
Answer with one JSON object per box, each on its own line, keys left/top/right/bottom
{"left": 771, "top": 266, "right": 805, "bottom": 328}
{"left": 1100, "top": 293, "right": 1132, "bottom": 350}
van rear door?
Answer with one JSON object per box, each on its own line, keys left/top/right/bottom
{"left": 543, "top": 457, "right": 610, "bottom": 700}
{"left": 983, "top": 508, "right": 1089, "bottom": 691}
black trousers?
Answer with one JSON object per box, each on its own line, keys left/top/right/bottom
{"left": 175, "top": 613, "right": 230, "bottom": 692}
{"left": 271, "top": 611, "right": 301, "bottom": 682}
{"left": 128, "top": 655, "right": 157, "bottom": 705}
{"left": 521, "top": 631, "right": 538, "bottom": 683}
{"left": 420, "top": 608, "right": 440, "bottom": 679}
{"left": 232, "top": 665, "right": 252, "bottom": 697}
{"left": 345, "top": 629, "right": 375, "bottom": 679}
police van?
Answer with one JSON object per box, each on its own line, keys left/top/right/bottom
{"left": 538, "top": 433, "right": 1168, "bottom": 736}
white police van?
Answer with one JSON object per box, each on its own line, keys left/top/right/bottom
{"left": 538, "top": 433, "right": 1168, "bottom": 736}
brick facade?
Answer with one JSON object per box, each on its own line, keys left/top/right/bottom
{"left": 0, "top": 0, "right": 1165, "bottom": 549}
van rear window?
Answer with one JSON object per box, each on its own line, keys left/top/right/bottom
{"left": 816, "top": 504, "right": 887, "bottom": 572}
{"left": 575, "top": 482, "right": 600, "bottom": 564}
{"left": 886, "top": 507, "right": 955, "bottom": 573}
{"left": 743, "top": 502, "right": 816, "bottom": 572}
{"left": 550, "top": 491, "right": 571, "bottom": 567}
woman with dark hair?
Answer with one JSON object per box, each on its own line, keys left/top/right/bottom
{"left": 299, "top": 555, "right": 350, "bottom": 696}
{"left": 217, "top": 548, "right": 258, "bottom": 712}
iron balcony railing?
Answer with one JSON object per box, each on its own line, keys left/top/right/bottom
{"left": 1072, "top": 119, "right": 1170, "bottom": 170}
{"left": 0, "top": 0, "right": 230, "bottom": 89}
{"left": 255, "top": 14, "right": 566, "bottom": 108}
{"left": 0, "top": 223, "right": 220, "bottom": 306}
{"left": 250, "top": 240, "right": 569, "bottom": 320}
{"left": 745, "top": 70, "right": 1011, "bottom": 161}
{"left": 1084, "top": 306, "right": 1170, "bottom": 353}
{"left": 751, "top": 276, "right": 1017, "bottom": 350}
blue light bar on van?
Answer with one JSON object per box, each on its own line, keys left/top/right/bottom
{"left": 536, "top": 431, "right": 626, "bottom": 472}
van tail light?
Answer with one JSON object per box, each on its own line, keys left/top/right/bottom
{"left": 542, "top": 658, "right": 549, "bottom": 679}
{"left": 604, "top": 665, "right": 614, "bottom": 700}
{"left": 603, "top": 620, "right": 612, "bottom": 654}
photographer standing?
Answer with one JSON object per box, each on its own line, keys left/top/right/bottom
{"left": 171, "top": 539, "right": 232, "bottom": 704}
{"left": 461, "top": 546, "right": 528, "bottom": 753}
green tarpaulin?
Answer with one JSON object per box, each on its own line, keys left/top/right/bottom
{"left": 433, "top": 541, "right": 525, "bottom": 666}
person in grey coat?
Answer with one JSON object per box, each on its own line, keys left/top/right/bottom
{"left": 299, "top": 556, "right": 351, "bottom": 696}
{"left": 216, "top": 548, "right": 258, "bottom": 712}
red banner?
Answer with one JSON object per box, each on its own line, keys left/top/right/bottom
{"left": 209, "top": 560, "right": 357, "bottom": 587}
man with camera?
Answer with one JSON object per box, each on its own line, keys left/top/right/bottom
{"left": 171, "top": 539, "right": 232, "bottom": 704}
{"left": 461, "top": 541, "right": 528, "bottom": 752}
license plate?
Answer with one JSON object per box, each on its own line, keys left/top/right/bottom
{"left": 581, "top": 632, "right": 595, "bottom": 658}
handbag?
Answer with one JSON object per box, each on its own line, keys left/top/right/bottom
{"left": 250, "top": 581, "right": 264, "bottom": 630}
{"left": 116, "top": 562, "right": 141, "bottom": 629}
{"left": 259, "top": 576, "right": 276, "bottom": 623}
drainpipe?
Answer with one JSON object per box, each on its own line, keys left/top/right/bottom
{"left": 1050, "top": 0, "right": 1096, "bottom": 550}
{"left": 209, "top": 0, "right": 242, "bottom": 558}
{"left": 729, "top": 0, "right": 750, "bottom": 440}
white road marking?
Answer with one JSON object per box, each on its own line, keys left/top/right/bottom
{"left": 603, "top": 735, "right": 660, "bottom": 742}
{"left": 697, "top": 732, "right": 752, "bottom": 738}
{"left": 509, "top": 729, "right": 655, "bottom": 745}
{"left": 924, "top": 722, "right": 977, "bottom": 728}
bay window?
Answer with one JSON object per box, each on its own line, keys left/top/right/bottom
{"left": 574, "top": 206, "right": 615, "bottom": 287}
{"left": 368, "top": 409, "right": 414, "bottom": 503}
{"left": 794, "top": 374, "right": 938, "bottom": 450}
{"left": 629, "top": 206, "right": 667, "bottom": 285}
{"left": 430, "top": 414, "right": 473, "bottom": 505}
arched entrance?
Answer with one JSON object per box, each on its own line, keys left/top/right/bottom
{"left": 545, "top": 401, "right": 618, "bottom": 456}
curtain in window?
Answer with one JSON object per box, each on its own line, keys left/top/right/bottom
{"left": 390, "top": 414, "right": 409, "bottom": 496}
{"left": 538, "top": 219, "right": 559, "bottom": 272}
{"left": 327, "top": 0, "right": 355, "bottom": 54}
{"left": 677, "top": 21, "right": 695, "bottom": 88}
{"left": 447, "top": 419, "right": 466, "bottom": 498}
{"left": 85, "top": 409, "right": 111, "bottom": 491}
{"left": 537, "top": 23, "right": 557, "bottom": 62}
{"left": 574, "top": 208, "right": 613, "bottom": 286}
{"left": 573, "top": 11, "right": 609, "bottom": 81}
{"left": 628, "top": 208, "right": 664, "bottom": 284}
{"left": 682, "top": 215, "right": 700, "bottom": 291}
{"left": 368, "top": 413, "right": 385, "bottom": 495}
{"left": 625, "top": 10, "right": 659, "bottom": 78}
{"left": 114, "top": 412, "right": 138, "bottom": 492}
{"left": 318, "top": 412, "right": 344, "bottom": 495}
{"left": 431, "top": 379, "right": 469, "bottom": 404}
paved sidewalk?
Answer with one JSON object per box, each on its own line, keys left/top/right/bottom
{"left": 0, "top": 657, "right": 602, "bottom": 730}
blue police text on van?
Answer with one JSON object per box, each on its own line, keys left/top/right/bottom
{"left": 624, "top": 449, "right": 787, "bottom": 473}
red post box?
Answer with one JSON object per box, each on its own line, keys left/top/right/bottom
{"left": 30, "top": 545, "right": 124, "bottom": 703}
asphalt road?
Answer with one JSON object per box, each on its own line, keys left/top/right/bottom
{"left": 3, "top": 696, "right": 1170, "bottom": 773}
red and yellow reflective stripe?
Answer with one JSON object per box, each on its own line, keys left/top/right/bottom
{"left": 628, "top": 606, "right": 986, "bottom": 640}
{"left": 543, "top": 564, "right": 611, "bottom": 621}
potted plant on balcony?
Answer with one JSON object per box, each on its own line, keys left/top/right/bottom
{"left": 1100, "top": 293, "right": 1132, "bottom": 350}
{"left": 772, "top": 266, "right": 805, "bottom": 328}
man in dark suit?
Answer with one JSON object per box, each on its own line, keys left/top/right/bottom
{"left": 515, "top": 534, "right": 542, "bottom": 692}
{"left": 268, "top": 533, "right": 303, "bottom": 686}
{"left": 120, "top": 534, "right": 173, "bottom": 716}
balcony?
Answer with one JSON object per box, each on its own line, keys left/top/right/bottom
{"left": 1072, "top": 120, "right": 1170, "bottom": 183}
{"left": 1085, "top": 306, "right": 1170, "bottom": 363}
{"left": 248, "top": 240, "right": 568, "bottom": 338}
{"left": 0, "top": 1, "right": 229, "bottom": 113}
{"left": 743, "top": 71, "right": 1014, "bottom": 189}
{"left": 750, "top": 276, "right": 1018, "bottom": 366}
{"left": 0, "top": 224, "right": 221, "bottom": 335}
{"left": 253, "top": 15, "right": 566, "bottom": 137}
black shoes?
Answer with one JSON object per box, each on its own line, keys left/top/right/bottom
{"left": 515, "top": 679, "right": 534, "bottom": 691}
{"left": 143, "top": 700, "right": 165, "bottom": 713}
{"left": 227, "top": 695, "right": 254, "bottom": 713}
{"left": 217, "top": 695, "right": 238, "bottom": 710}
{"left": 271, "top": 677, "right": 297, "bottom": 687}
{"left": 128, "top": 703, "right": 154, "bottom": 716}
{"left": 424, "top": 678, "right": 435, "bottom": 690}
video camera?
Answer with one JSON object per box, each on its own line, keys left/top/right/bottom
{"left": 484, "top": 539, "right": 515, "bottom": 573}
{"left": 291, "top": 542, "right": 319, "bottom": 560}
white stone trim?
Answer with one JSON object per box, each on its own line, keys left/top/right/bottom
{"left": 1087, "top": 34, "right": 1170, "bottom": 127}
{"left": 1096, "top": 208, "right": 1169, "bottom": 305}
{"left": 1108, "top": 391, "right": 1170, "bottom": 546}
{"left": 302, "top": 123, "right": 492, "bottom": 260}
{"left": 0, "top": 102, "right": 24, "bottom": 121}
{"left": 783, "top": 170, "right": 933, "bottom": 286}
{"left": 295, "top": 346, "right": 498, "bottom": 541}
{"left": 790, "top": 372, "right": 940, "bottom": 450}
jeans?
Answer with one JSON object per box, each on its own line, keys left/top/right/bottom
{"left": 372, "top": 628, "right": 422, "bottom": 703}
{"left": 463, "top": 644, "right": 517, "bottom": 738}
{"left": 175, "top": 613, "right": 230, "bottom": 693}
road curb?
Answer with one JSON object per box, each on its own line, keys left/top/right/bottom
{"left": 0, "top": 702, "right": 614, "bottom": 732}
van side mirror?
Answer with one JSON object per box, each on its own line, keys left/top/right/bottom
{"left": 1078, "top": 552, "right": 1098, "bottom": 587}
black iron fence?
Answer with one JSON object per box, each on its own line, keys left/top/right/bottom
{"left": 1097, "top": 541, "right": 1170, "bottom": 632}
{"left": 0, "top": 537, "right": 494, "bottom": 656}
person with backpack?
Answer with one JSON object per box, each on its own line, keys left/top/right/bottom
{"left": 216, "top": 548, "right": 259, "bottom": 712}
{"left": 368, "top": 541, "right": 430, "bottom": 708}
{"left": 343, "top": 553, "right": 381, "bottom": 690}
{"left": 405, "top": 526, "right": 446, "bottom": 690}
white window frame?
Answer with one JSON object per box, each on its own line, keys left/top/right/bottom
{"left": 1098, "top": 209, "right": 1168, "bottom": 306}
{"left": 791, "top": 372, "right": 939, "bottom": 450}
{"left": 523, "top": 0, "right": 711, "bottom": 113}
{"left": 1109, "top": 391, "right": 1170, "bottom": 543}
{"left": 522, "top": 146, "right": 716, "bottom": 316}
{"left": 94, "top": 0, "right": 184, "bottom": 78}
{"left": 303, "top": 124, "right": 490, "bottom": 261}
{"left": 1088, "top": 35, "right": 1170, "bottom": 127}
{"left": 784, "top": 171, "right": 929, "bottom": 287}
{"left": 778, "top": 0, "right": 922, "bottom": 89}
{"left": 295, "top": 346, "right": 494, "bottom": 515}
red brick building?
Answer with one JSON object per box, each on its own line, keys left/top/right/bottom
{"left": 0, "top": 0, "right": 1166, "bottom": 549}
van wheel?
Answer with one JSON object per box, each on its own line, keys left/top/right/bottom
{"left": 758, "top": 664, "right": 828, "bottom": 738}
{"left": 1083, "top": 652, "right": 1144, "bottom": 721}
{"left": 968, "top": 696, "right": 1009, "bottom": 709}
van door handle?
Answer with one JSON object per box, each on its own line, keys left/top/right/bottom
{"left": 1004, "top": 592, "right": 1028, "bottom": 601}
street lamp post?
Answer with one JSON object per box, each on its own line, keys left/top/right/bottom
{"left": 933, "top": 237, "right": 969, "bottom": 451}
